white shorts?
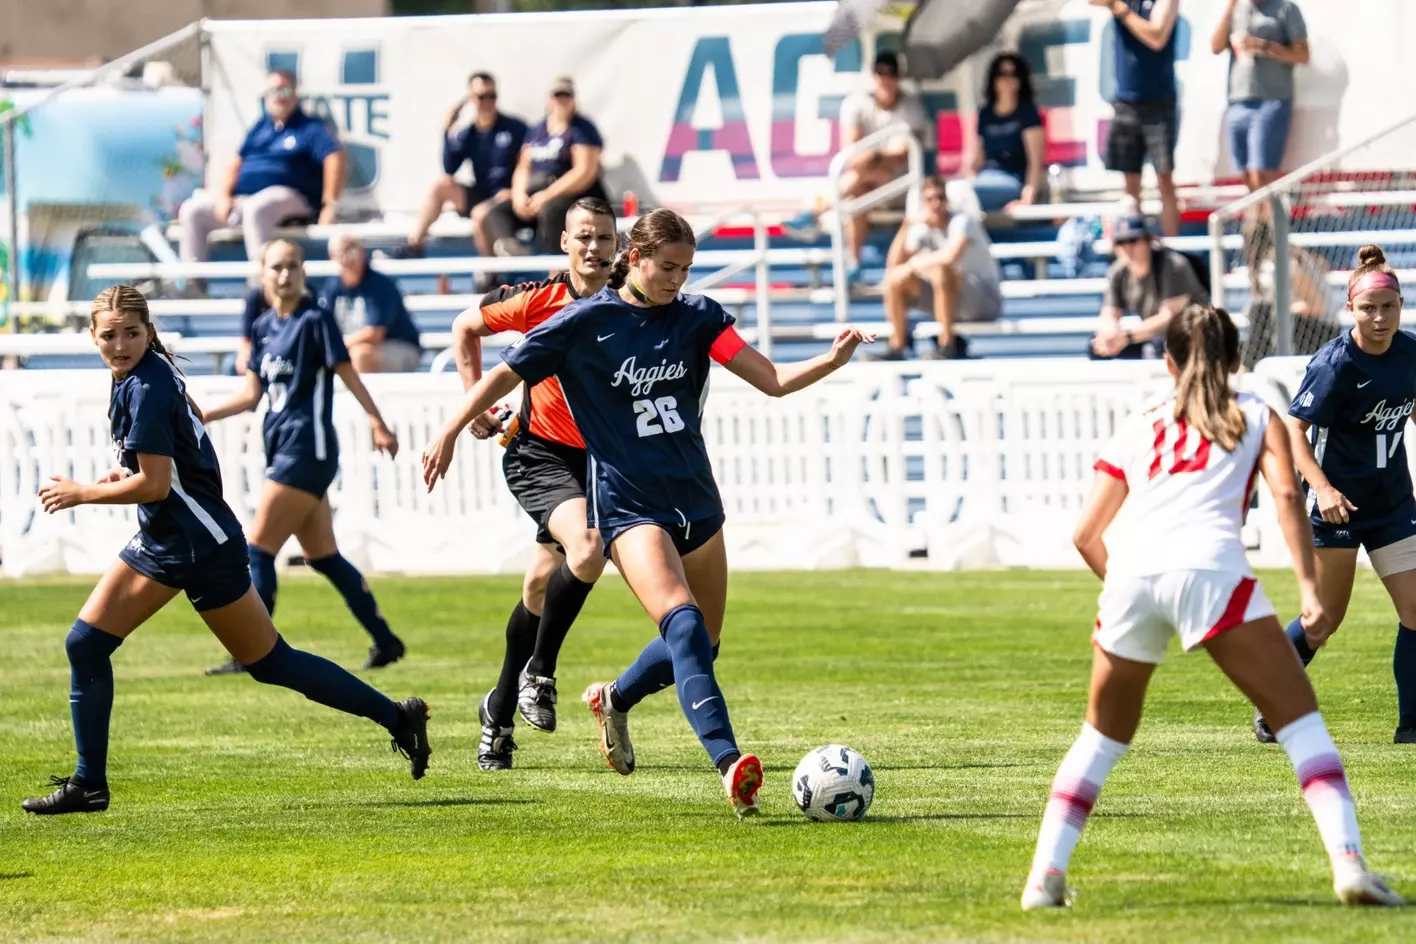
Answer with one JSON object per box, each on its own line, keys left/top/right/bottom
{"left": 1093, "top": 570, "right": 1276, "bottom": 664}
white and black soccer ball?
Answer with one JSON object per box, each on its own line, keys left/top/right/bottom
{"left": 791, "top": 745, "right": 874, "bottom": 822}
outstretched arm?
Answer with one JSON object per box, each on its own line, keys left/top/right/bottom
{"left": 722, "top": 327, "right": 874, "bottom": 397}
{"left": 422, "top": 362, "right": 526, "bottom": 490}
{"left": 202, "top": 371, "right": 263, "bottom": 424}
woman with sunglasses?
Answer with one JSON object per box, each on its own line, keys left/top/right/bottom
{"left": 964, "top": 52, "right": 1046, "bottom": 212}
{"left": 485, "top": 75, "right": 608, "bottom": 258}
{"left": 202, "top": 239, "right": 406, "bottom": 674}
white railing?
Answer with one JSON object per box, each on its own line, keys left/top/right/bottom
{"left": 0, "top": 358, "right": 1337, "bottom": 577}
{"left": 828, "top": 122, "right": 924, "bottom": 323}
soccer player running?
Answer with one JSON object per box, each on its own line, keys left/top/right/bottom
{"left": 1253, "top": 245, "right": 1416, "bottom": 745}
{"left": 422, "top": 209, "right": 873, "bottom": 816}
{"left": 1021, "top": 304, "right": 1400, "bottom": 908}
{"left": 203, "top": 239, "right": 407, "bottom": 674}
{"left": 448, "top": 197, "right": 616, "bottom": 769}
{"left": 24, "top": 287, "right": 430, "bottom": 815}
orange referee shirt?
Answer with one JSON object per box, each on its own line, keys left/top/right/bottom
{"left": 481, "top": 274, "right": 750, "bottom": 450}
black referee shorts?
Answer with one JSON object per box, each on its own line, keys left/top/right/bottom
{"left": 502, "top": 431, "right": 589, "bottom": 547}
{"left": 1106, "top": 99, "right": 1178, "bottom": 176}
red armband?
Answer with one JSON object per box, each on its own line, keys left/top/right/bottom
{"left": 708, "top": 326, "right": 748, "bottom": 365}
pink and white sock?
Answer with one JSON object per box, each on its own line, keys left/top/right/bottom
{"left": 1027, "top": 723, "right": 1129, "bottom": 879}
{"left": 1276, "top": 711, "right": 1364, "bottom": 864}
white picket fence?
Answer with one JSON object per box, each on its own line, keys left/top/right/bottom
{"left": 0, "top": 358, "right": 1333, "bottom": 577}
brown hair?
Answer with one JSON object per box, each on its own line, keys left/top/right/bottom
{"left": 608, "top": 208, "right": 696, "bottom": 290}
{"left": 1165, "top": 304, "right": 1244, "bottom": 451}
{"left": 90, "top": 284, "right": 182, "bottom": 371}
{"left": 261, "top": 237, "right": 306, "bottom": 269}
{"left": 1347, "top": 244, "right": 1399, "bottom": 297}
{"left": 566, "top": 196, "right": 616, "bottom": 229}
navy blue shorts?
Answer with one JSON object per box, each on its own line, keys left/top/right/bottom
{"left": 267, "top": 450, "right": 339, "bottom": 499}
{"left": 1227, "top": 98, "right": 1293, "bottom": 172}
{"left": 1312, "top": 503, "right": 1416, "bottom": 553}
{"left": 119, "top": 535, "right": 251, "bottom": 612}
{"left": 601, "top": 512, "right": 725, "bottom": 559}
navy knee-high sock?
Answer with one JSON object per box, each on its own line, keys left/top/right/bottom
{"left": 66, "top": 620, "right": 123, "bottom": 789}
{"left": 1286, "top": 616, "right": 1317, "bottom": 667}
{"left": 248, "top": 545, "right": 277, "bottom": 616}
{"left": 244, "top": 635, "right": 399, "bottom": 731}
{"left": 660, "top": 605, "right": 737, "bottom": 767}
{"left": 307, "top": 554, "right": 399, "bottom": 649}
{"left": 488, "top": 602, "right": 539, "bottom": 728}
{"left": 1395, "top": 624, "right": 1416, "bottom": 729}
{"left": 611, "top": 638, "right": 719, "bottom": 713}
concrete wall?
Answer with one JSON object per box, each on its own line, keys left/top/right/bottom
{"left": 0, "top": 0, "right": 389, "bottom": 66}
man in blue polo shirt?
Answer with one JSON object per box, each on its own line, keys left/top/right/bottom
{"left": 403, "top": 72, "right": 527, "bottom": 267}
{"left": 320, "top": 233, "right": 423, "bottom": 373}
{"left": 179, "top": 70, "right": 346, "bottom": 265}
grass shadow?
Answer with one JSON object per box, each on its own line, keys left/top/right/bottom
{"left": 359, "top": 797, "right": 537, "bottom": 808}
{"left": 0, "top": 873, "right": 32, "bottom": 881}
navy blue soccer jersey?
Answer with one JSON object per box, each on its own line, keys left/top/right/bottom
{"left": 249, "top": 300, "right": 350, "bottom": 465}
{"left": 109, "top": 350, "right": 241, "bottom": 561}
{"left": 1290, "top": 329, "right": 1416, "bottom": 522}
{"left": 502, "top": 286, "right": 733, "bottom": 529}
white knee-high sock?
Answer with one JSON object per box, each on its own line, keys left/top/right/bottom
{"left": 1028, "top": 723, "right": 1130, "bottom": 878}
{"left": 1276, "top": 711, "right": 1364, "bottom": 864}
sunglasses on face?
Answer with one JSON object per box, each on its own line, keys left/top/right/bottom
{"left": 551, "top": 90, "right": 574, "bottom": 100}
{"left": 266, "top": 86, "right": 296, "bottom": 100}
{"left": 474, "top": 91, "right": 497, "bottom": 101}
{"left": 1113, "top": 236, "right": 1144, "bottom": 247}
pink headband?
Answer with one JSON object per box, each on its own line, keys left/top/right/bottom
{"left": 1349, "top": 271, "right": 1401, "bottom": 300}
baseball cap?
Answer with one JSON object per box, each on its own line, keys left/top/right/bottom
{"left": 1113, "top": 214, "right": 1149, "bottom": 244}
{"left": 549, "top": 75, "right": 575, "bottom": 96}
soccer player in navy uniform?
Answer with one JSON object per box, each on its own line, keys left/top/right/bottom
{"left": 1254, "top": 245, "right": 1416, "bottom": 744}
{"left": 422, "top": 209, "right": 872, "bottom": 816}
{"left": 203, "top": 239, "right": 406, "bottom": 673}
{"left": 24, "top": 286, "right": 429, "bottom": 815}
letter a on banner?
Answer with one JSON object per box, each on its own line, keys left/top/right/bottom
{"left": 661, "top": 37, "right": 761, "bottom": 182}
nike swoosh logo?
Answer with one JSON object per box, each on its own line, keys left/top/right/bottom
{"left": 597, "top": 333, "right": 615, "bottom": 342}
{"left": 691, "top": 697, "right": 718, "bottom": 710}
{"left": 83, "top": 791, "right": 104, "bottom": 798}
{"left": 1358, "top": 381, "right": 1373, "bottom": 388}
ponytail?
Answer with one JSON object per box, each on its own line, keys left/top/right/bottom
{"left": 607, "top": 253, "right": 632, "bottom": 290}
{"left": 1166, "top": 304, "right": 1243, "bottom": 451}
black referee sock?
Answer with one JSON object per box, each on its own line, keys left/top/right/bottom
{"left": 525, "top": 562, "right": 595, "bottom": 678}
{"left": 488, "top": 602, "right": 539, "bottom": 728}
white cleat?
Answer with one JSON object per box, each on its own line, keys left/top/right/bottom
{"left": 723, "top": 753, "right": 763, "bottom": 818}
{"left": 1021, "top": 870, "right": 1070, "bottom": 910}
{"left": 582, "top": 682, "right": 635, "bottom": 775}
{"left": 1334, "top": 855, "right": 1404, "bottom": 906}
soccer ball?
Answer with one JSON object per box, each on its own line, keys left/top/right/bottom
{"left": 791, "top": 745, "right": 875, "bottom": 822}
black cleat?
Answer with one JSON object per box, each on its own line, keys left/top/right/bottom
{"left": 1254, "top": 710, "right": 1277, "bottom": 743}
{"left": 390, "top": 697, "right": 431, "bottom": 780}
{"left": 22, "top": 776, "right": 109, "bottom": 815}
{"left": 517, "top": 671, "right": 558, "bottom": 733}
{"left": 363, "top": 638, "right": 406, "bottom": 670}
{"left": 204, "top": 657, "right": 247, "bottom": 676}
{"left": 1395, "top": 727, "right": 1416, "bottom": 744}
{"left": 478, "top": 691, "right": 517, "bottom": 771}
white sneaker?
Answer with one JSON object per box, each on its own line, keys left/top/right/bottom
{"left": 723, "top": 753, "right": 763, "bottom": 818}
{"left": 1334, "top": 855, "right": 1404, "bottom": 906}
{"left": 1020, "top": 870, "right": 1070, "bottom": 910}
{"left": 582, "top": 682, "right": 635, "bottom": 775}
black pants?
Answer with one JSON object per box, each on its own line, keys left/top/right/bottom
{"left": 485, "top": 178, "right": 609, "bottom": 254}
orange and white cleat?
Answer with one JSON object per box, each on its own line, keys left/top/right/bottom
{"left": 723, "top": 753, "right": 763, "bottom": 818}
{"left": 582, "top": 682, "right": 635, "bottom": 775}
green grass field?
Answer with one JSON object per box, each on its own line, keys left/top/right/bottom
{"left": 2, "top": 568, "right": 1415, "bottom": 943}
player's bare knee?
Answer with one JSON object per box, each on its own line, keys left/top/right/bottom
{"left": 564, "top": 531, "right": 606, "bottom": 583}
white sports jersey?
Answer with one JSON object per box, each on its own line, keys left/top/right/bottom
{"left": 1096, "top": 391, "right": 1271, "bottom": 577}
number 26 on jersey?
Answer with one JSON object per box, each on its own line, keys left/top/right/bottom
{"left": 633, "top": 396, "right": 684, "bottom": 437}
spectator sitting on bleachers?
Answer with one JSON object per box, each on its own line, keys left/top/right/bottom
{"left": 484, "top": 76, "right": 606, "bottom": 258}
{"left": 402, "top": 71, "right": 528, "bottom": 271}
{"left": 874, "top": 174, "right": 1002, "bottom": 360}
{"left": 784, "top": 51, "right": 932, "bottom": 279}
{"left": 178, "top": 70, "right": 345, "bottom": 266}
{"left": 963, "top": 53, "right": 1046, "bottom": 212}
{"left": 319, "top": 233, "right": 423, "bottom": 373}
{"left": 1090, "top": 212, "right": 1208, "bottom": 359}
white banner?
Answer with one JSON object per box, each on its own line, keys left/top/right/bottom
{"left": 0, "top": 359, "right": 1343, "bottom": 578}
{"left": 203, "top": 1, "right": 1416, "bottom": 219}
